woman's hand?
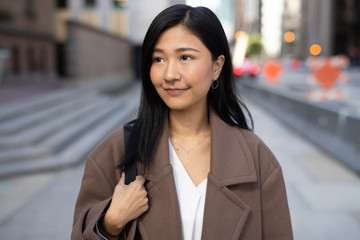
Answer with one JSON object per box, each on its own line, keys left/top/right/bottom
{"left": 102, "top": 173, "right": 149, "bottom": 237}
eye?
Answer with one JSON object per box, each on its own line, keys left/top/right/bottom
{"left": 180, "top": 55, "right": 192, "bottom": 61}
{"left": 153, "top": 57, "right": 164, "bottom": 63}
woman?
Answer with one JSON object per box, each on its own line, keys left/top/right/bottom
{"left": 71, "top": 4, "right": 293, "bottom": 240}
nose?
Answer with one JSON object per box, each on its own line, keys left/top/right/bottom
{"left": 164, "top": 61, "right": 180, "bottom": 82}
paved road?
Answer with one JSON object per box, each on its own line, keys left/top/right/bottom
{"left": 0, "top": 85, "right": 359, "bottom": 239}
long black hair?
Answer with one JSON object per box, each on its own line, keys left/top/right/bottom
{"left": 120, "top": 4, "right": 253, "bottom": 173}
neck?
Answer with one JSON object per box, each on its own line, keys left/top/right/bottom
{"left": 169, "top": 105, "right": 210, "bottom": 139}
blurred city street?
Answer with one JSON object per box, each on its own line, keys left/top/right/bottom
{"left": 0, "top": 81, "right": 359, "bottom": 239}
{"left": 0, "top": 0, "right": 359, "bottom": 239}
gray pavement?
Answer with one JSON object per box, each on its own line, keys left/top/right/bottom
{"left": 250, "top": 99, "right": 360, "bottom": 239}
{"left": 0, "top": 83, "right": 360, "bottom": 239}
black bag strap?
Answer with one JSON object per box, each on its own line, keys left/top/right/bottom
{"left": 124, "top": 123, "right": 137, "bottom": 185}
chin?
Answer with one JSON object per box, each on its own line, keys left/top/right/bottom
{"left": 166, "top": 105, "right": 187, "bottom": 111}
{"left": 163, "top": 102, "right": 187, "bottom": 111}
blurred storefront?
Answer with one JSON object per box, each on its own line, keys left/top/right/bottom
{"left": 0, "top": 0, "right": 56, "bottom": 83}
{"left": 333, "top": 0, "right": 360, "bottom": 66}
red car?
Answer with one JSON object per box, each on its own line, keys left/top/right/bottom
{"left": 233, "top": 59, "right": 260, "bottom": 78}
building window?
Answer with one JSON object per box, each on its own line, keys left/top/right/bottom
{"left": 333, "top": 0, "right": 360, "bottom": 64}
{"left": 57, "top": 0, "right": 67, "bottom": 8}
{"left": 27, "top": 46, "right": 36, "bottom": 71}
{"left": 11, "top": 46, "right": 20, "bottom": 74}
{"left": 85, "top": 0, "right": 96, "bottom": 8}
{"left": 113, "top": 0, "right": 127, "bottom": 9}
{"left": 24, "top": 0, "right": 36, "bottom": 19}
{"left": 39, "top": 48, "right": 47, "bottom": 71}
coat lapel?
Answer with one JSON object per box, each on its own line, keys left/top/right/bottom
{"left": 201, "top": 110, "right": 257, "bottom": 240}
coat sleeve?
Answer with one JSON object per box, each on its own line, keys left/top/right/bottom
{"left": 71, "top": 154, "right": 116, "bottom": 240}
{"left": 259, "top": 144, "right": 293, "bottom": 240}
{"left": 71, "top": 130, "right": 125, "bottom": 240}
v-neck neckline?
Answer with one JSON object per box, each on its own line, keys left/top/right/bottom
{"left": 169, "top": 140, "right": 207, "bottom": 189}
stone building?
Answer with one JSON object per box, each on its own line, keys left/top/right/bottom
{"left": 0, "top": 0, "right": 56, "bottom": 82}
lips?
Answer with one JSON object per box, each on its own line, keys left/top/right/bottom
{"left": 164, "top": 88, "right": 189, "bottom": 96}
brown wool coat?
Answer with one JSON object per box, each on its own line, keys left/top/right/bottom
{"left": 71, "top": 110, "right": 293, "bottom": 240}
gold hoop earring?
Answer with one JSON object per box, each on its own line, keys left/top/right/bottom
{"left": 211, "top": 79, "right": 219, "bottom": 90}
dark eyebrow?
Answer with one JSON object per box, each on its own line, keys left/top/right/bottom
{"left": 153, "top": 48, "right": 164, "bottom": 53}
{"left": 176, "top": 47, "right": 200, "bottom": 53}
{"left": 153, "top": 47, "right": 200, "bottom": 53}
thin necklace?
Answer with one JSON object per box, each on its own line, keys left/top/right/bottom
{"left": 171, "top": 134, "right": 209, "bottom": 164}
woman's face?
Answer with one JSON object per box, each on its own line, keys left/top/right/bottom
{"left": 150, "top": 25, "right": 224, "bottom": 112}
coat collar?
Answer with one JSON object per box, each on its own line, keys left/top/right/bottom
{"left": 133, "top": 108, "right": 257, "bottom": 240}
{"left": 208, "top": 108, "right": 257, "bottom": 185}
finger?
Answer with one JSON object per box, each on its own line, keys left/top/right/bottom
{"left": 119, "top": 172, "right": 125, "bottom": 185}
{"left": 135, "top": 175, "right": 146, "bottom": 185}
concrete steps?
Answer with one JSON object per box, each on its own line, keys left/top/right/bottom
{"left": 0, "top": 97, "right": 108, "bottom": 149}
{"left": 0, "top": 91, "right": 100, "bottom": 136}
{"left": 0, "top": 89, "right": 84, "bottom": 122}
{"left": 0, "top": 85, "right": 139, "bottom": 178}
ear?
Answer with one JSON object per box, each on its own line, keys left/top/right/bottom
{"left": 212, "top": 55, "right": 225, "bottom": 80}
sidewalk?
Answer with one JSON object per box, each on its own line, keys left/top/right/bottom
{"left": 248, "top": 98, "right": 360, "bottom": 239}
{"left": 0, "top": 86, "right": 359, "bottom": 239}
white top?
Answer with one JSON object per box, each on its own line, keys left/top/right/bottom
{"left": 169, "top": 140, "right": 207, "bottom": 240}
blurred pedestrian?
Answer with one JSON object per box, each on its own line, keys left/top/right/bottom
{"left": 71, "top": 4, "right": 293, "bottom": 240}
